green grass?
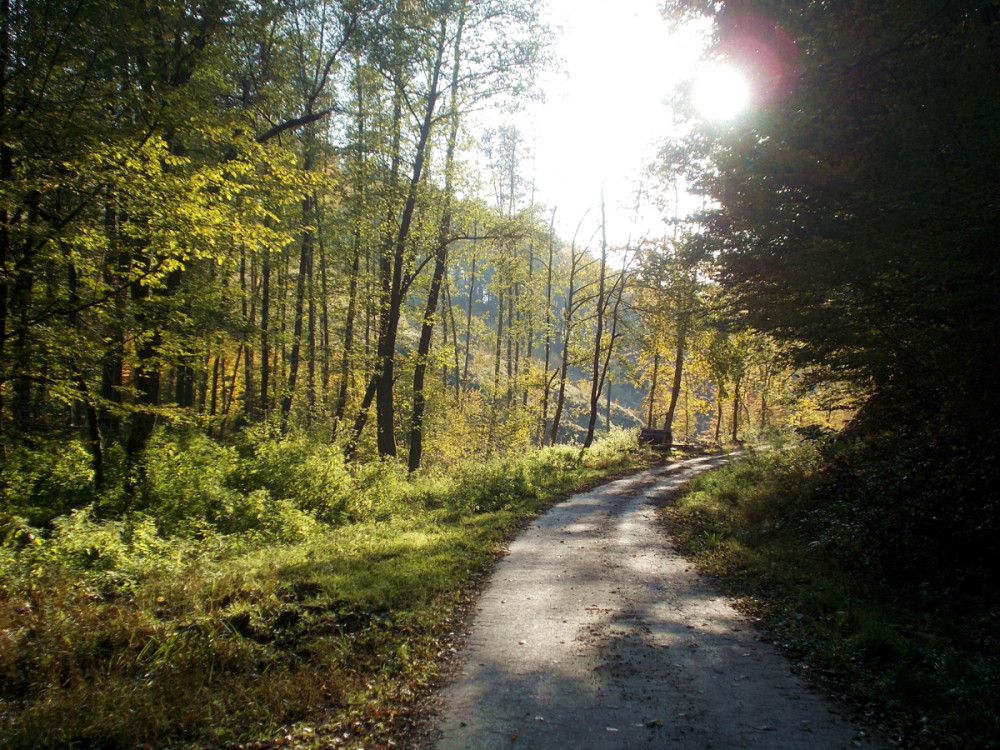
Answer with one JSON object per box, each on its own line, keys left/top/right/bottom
{"left": 661, "top": 445, "right": 1000, "bottom": 750}
{"left": 0, "top": 428, "right": 650, "bottom": 749}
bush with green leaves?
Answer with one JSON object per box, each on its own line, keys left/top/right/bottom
{"left": 1, "top": 440, "right": 97, "bottom": 524}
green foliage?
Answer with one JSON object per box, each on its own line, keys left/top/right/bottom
{"left": 0, "top": 430, "right": 643, "bottom": 749}
{"left": 447, "top": 456, "right": 534, "bottom": 513}
{"left": 676, "top": 0, "right": 1000, "bottom": 458}
{"left": 663, "top": 445, "right": 1000, "bottom": 749}
{"left": 1, "top": 441, "right": 97, "bottom": 524}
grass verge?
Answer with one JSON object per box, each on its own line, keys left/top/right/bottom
{"left": 660, "top": 444, "right": 1000, "bottom": 750}
{"left": 0, "top": 428, "right": 652, "bottom": 749}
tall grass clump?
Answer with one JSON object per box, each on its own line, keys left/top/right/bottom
{"left": 0, "top": 426, "right": 647, "bottom": 749}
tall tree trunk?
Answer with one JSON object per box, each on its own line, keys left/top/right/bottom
{"left": 489, "top": 285, "right": 504, "bottom": 444}
{"left": 505, "top": 290, "right": 514, "bottom": 406}
{"left": 646, "top": 350, "right": 660, "bottom": 428}
{"left": 9, "top": 194, "right": 39, "bottom": 435}
{"left": 259, "top": 246, "right": 271, "bottom": 419}
{"left": 66, "top": 241, "right": 103, "bottom": 488}
{"left": 540, "top": 210, "right": 555, "bottom": 443}
{"left": 306, "top": 251, "right": 316, "bottom": 426}
{"left": 715, "top": 390, "right": 724, "bottom": 444}
{"left": 334, "top": 240, "right": 360, "bottom": 424}
{"left": 353, "top": 19, "right": 447, "bottom": 458}
{"left": 100, "top": 198, "right": 125, "bottom": 439}
{"left": 606, "top": 377, "right": 612, "bottom": 432}
{"left": 334, "top": 67, "right": 367, "bottom": 427}
{"left": 462, "top": 243, "right": 477, "bottom": 399}
{"left": 239, "top": 245, "right": 256, "bottom": 424}
{"left": 318, "top": 225, "right": 331, "bottom": 403}
{"left": 732, "top": 373, "right": 742, "bottom": 443}
{"left": 209, "top": 354, "right": 221, "bottom": 418}
{"left": 408, "top": 8, "right": 466, "bottom": 472}
{"left": 551, "top": 219, "right": 586, "bottom": 445}
{"left": 125, "top": 271, "right": 159, "bottom": 468}
{"left": 523, "top": 242, "right": 534, "bottom": 408}
{"left": 583, "top": 194, "right": 609, "bottom": 449}
{"left": 0, "top": 0, "right": 9, "bottom": 458}
{"left": 662, "top": 313, "right": 688, "bottom": 437}
{"left": 280, "top": 185, "right": 315, "bottom": 431}
{"left": 446, "top": 282, "right": 460, "bottom": 398}
{"left": 222, "top": 346, "right": 244, "bottom": 422}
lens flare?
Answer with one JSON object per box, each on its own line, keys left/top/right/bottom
{"left": 692, "top": 65, "right": 751, "bottom": 121}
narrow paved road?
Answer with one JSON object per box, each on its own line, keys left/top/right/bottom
{"left": 417, "top": 455, "right": 881, "bottom": 749}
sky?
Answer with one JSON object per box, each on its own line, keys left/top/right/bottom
{"left": 518, "top": 0, "right": 711, "bottom": 248}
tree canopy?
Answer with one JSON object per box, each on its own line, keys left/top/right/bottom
{"left": 660, "top": 0, "right": 1000, "bottom": 592}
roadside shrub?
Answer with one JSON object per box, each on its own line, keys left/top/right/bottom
{"left": 231, "top": 427, "right": 354, "bottom": 522}
{"left": 141, "top": 430, "right": 241, "bottom": 533}
{"left": 448, "top": 456, "right": 533, "bottom": 513}
{"left": 587, "top": 427, "right": 638, "bottom": 465}
{"left": 343, "top": 459, "right": 412, "bottom": 522}
{"left": 1, "top": 440, "right": 96, "bottom": 524}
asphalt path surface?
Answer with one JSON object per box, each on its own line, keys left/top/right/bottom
{"left": 416, "top": 454, "right": 882, "bottom": 749}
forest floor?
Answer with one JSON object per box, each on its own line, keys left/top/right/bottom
{"left": 405, "top": 455, "right": 883, "bottom": 749}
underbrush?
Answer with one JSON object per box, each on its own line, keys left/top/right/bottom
{"left": 0, "top": 427, "right": 643, "bottom": 749}
{"left": 661, "top": 444, "right": 1000, "bottom": 749}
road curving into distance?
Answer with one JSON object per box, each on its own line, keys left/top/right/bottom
{"left": 416, "top": 454, "right": 882, "bottom": 750}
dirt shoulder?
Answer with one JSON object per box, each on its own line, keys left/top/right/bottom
{"left": 410, "top": 455, "right": 882, "bottom": 749}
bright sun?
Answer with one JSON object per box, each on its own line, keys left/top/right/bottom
{"left": 692, "top": 64, "right": 751, "bottom": 121}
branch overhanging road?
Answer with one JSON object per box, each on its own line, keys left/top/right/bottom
{"left": 417, "top": 454, "right": 882, "bottom": 749}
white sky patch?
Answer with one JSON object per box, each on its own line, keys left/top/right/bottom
{"left": 513, "top": 0, "right": 710, "bottom": 247}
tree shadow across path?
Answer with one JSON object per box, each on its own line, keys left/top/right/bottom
{"left": 415, "top": 455, "right": 883, "bottom": 749}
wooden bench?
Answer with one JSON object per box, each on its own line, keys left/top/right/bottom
{"left": 638, "top": 428, "right": 673, "bottom": 447}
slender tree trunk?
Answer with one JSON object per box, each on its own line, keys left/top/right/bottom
{"left": 353, "top": 20, "right": 447, "bottom": 458}
{"left": 209, "top": 354, "right": 221, "bottom": 418}
{"left": 239, "top": 245, "right": 256, "bottom": 423}
{"left": 715, "top": 390, "right": 723, "bottom": 444}
{"left": 732, "top": 373, "right": 742, "bottom": 443}
{"left": 125, "top": 272, "right": 159, "bottom": 468}
{"left": 335, "top": 240, "right": 361, "bottom": 423}
{"left": 662, "top": 313, "right": 688, "bottom": 437}
{"left": 259, "top": 247, "right": 271, "bottom": 419}
{"left": 318, "top": 214, "right": 331, "bottom": 401}
{"left": 306, "top": 197, "right": 318, "bottom": 426}
{"left": 441, "top": 284, "right": 450, "bottom": 388}
{"left": 490, "top": 286, "right": 504, "bottom": 436}
{"left": 759, "top": 361, "right": 771, "bottom": 431}
{"left": 280, "top": 184, "right": 314, "bottom": 430}
{"left": 0, "top": 0, "right": 9, "bottom": 458}
{"left": 409, "top": 9, "right": 466, "bottom": 472}
{"left": 506, "top": 291, "right": 514, "bottom": 406}
{"left": 646, "top": 350, "right": 660, "bottom": 428}
{"left": 10, "top": 201, "right": 37, "bottom": 435}
{"left": 334, "top": 67, "right": 368, "bottom": 427}
{"left": 447, "top": 282, "right": 460, "bottom": 398}
{"left": 606, "top": 377, "right": 612, "bottom": 432}
{"left": 100, "top": 198, "right": 125, "bottom": 439}
{"left": 583, "top": 193, "right": 609, "bottom": 449}
{"left": 462, "top": 243, "right": 477, "bottom": 399}
{"left": 540, "top": 210, "right": 555, "bottom": 443}
{"left": 222, "top": 347, "right": 243, "bottom": 419}
{"left": 523, "top": 242, "right": 535, "bottom": 409}
{"left": 551, "top": 221, "right": 586, "bottom": 445}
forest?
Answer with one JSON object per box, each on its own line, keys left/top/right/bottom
{"left": 1, "top": 0, "right": 998, "bottom": 747}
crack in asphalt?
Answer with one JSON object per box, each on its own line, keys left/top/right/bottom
{"left": 417, "top": 455, "right": 882, "bottom": 749}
